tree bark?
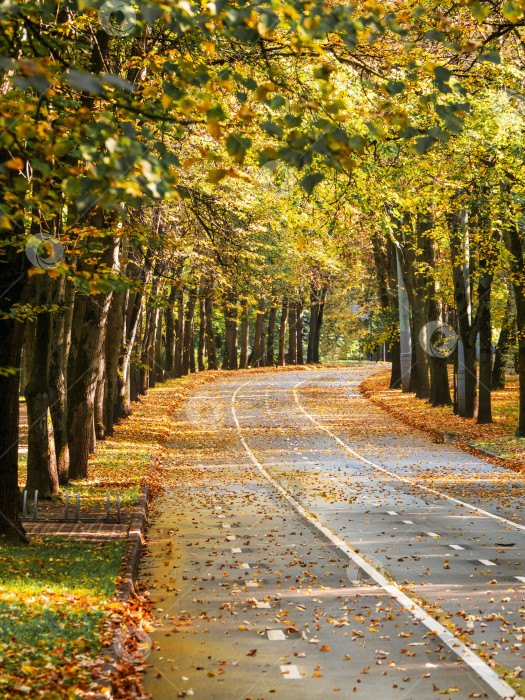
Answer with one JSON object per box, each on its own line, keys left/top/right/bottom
{"left": 175, "top": 286, "right": 184, "bottom": 377}
{"left": 104, "top": 291, "right": 124, "bottom": 436}
{"left": 204, "top": 284, "right": 218, "bottom": 370}
{"left": 223, "top": 291, "right": 238, "bottom": 370}
{"left": 278, "top": 299, "right": 288, "bottom": 366}
{"left": 250, "top": 298, "right": 265, "bottom": 367}
{"left": 25, "top": 276, "right": 59, "bottom": 498}
{"left": 182, "top": 288, "right": 197, "bottom": 374}
{"left": 198, "top": 282, "right": 206, "bottom": 372}
{"left": 296, "top": 293, "right": 304, "bottom": 364}
{"left": 48, "top": 276, "right": 72, "bottom": 483}
{"left": 239, "top": 299, "right": 249, "bottom": 369}
{"left": 165, "top": 284, "right": 176, "bottom": 377}
{"left": 492, "top": 297, "right": 515, "bottom": 390}
{"left": 288, "top": 301, "right": 297, "bottom": 365}
{"left": 266, "top": 300, "right": 277, "bottom": 366}
{"left": 67, "top": 236, "right": 118, "bottom": 480}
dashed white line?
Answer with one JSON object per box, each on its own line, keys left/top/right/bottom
{"left": 231, "top": 378, "right": 522, "bottom": 700}
{"left": 516, "top": 577, "right": 525, "bottom": 584}
{"left": 426, "top": 532, "right": 440, "bottom": 538}
{"left": 449, "top": 544, "right": 464, "bottom": 550}
{"left": 267, "top": 630, "right": 287, "bottom": 640}
{"left": 478, "top": 559, "right": 496, "bottom": 566}
{"left": 386, "top": 511, "right": 397, "bottom": 515}
{"left": 239, "top": 562, "right": 250, "bottom": 569}
{"left": 402, "top": 520, "right": 414, "bottom": 525}
{"left": 221, "top": 523, "right": 231, "bottom": 529}
{"left": 255, "top": 601, "right": 271, "bottom": 609}
{"left": 280, "top": 664, "right": 301, "bottom": 679}
{"left": 231, "top": 547, "right": 242, "bottom": 553}
{"left": 226, "top": 535, "right": 236, "bottom": 541}
{"left": 292, "top": 378, "right": 525, "bottom": 534}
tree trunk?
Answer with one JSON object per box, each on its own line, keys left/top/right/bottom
{"left": 198, "top": 283, "right": 206, "bottom": 372}
{"left": 296, "top": 293, "right": 304, "bottom": 364}
{"left": 239, "top": 299, "right": 249, "bottom": 369}
{"left": 288, "top": 301, "right": 297, "bottom": 365}
{"left": 155, "top": 309, "right": 164, "bottom": 382}
{"left": 278, "top": 299, "right": 288, "bottom": 366}
{"left": 94, "top": 352, "right": 106, "bottom": 439}
{"left": 67, "top": 234, "right": 118, "bottom": 480}
{"left": 312, "top": 287, "right": 327, "bottom": 363}
{"left": 175, "top": 286, "right": 184, "bottom": 377}
{"left": 477, "top": 275, "right": 493, "bottom": 424}
{"left": 104, "top": 291, "right": 124, "bottom": 436}
{"left": 390, "top": 340, "right": 401, "bottom": 388}
{"left": 25, "top": 276, "right": 59, "bottom": 498}
{"left": 492, "top": 297, "right": 515, "bottom": 390}
{"left": 307, "top": 291, "right": 318, "bottom": 364}
{"left": 266, "top": 300, "right": 276, "bottom": 366}
{"left": 250, "top": 298, "right": 265, "bottom": 367}
{"left": 48, "top": 276, "right": 72, "bottom": 484}
{"left": 182, "top": 288, "right": 197, "bottom": 374}
{"left": 204, "top": 285, "right": 218, "bottom": 370}
{"left": 223, "top": 291, "right": 238, "bottom": 370}
{"left": 165, "top": 284, "right": 176, "bottom": 377}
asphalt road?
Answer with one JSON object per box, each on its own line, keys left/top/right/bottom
{"left": 140, "top": 367, "right": 525, "bottom": 700}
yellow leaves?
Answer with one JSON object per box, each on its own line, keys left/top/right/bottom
{"left": 236, "top": 105, "right": 257, "bottom": 122}
{"left": 320, "top": 644, "right": 331, "bottom": 651}
{"left": 161, "top": 94, "right": 173, "bottom": 110}
{"left": 5, "top": 157, "right": 24, "bottom": 170}
{"left": 207, "top": 120, "right": 222, "bottom": 140}
{"left": 207, "top": 168, "right": 249, "bottom": 185}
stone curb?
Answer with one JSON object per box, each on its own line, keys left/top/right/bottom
{"left": 86, "top": 485, "right": 149, "bottom": 699}
{"left": 115, "top": 484, "right": 149, "bottom": 601}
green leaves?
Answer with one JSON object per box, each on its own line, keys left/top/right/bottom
{"left": 300, "top": 172, "right": 324, "bottom": 195}
{"left": 226, "top": 134, "right": 252, "bottom": 164}
{"left": 66, "top": 70, "right": 104, "bottom": 95}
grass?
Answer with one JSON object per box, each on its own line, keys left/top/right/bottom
{"left": 0, "top": 537, "right": 124, "bottom": 699}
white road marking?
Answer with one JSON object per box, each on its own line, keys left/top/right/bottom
{"left": 268, "top": 630, "right": 287, "bottom": 640}
{"left": 231, "top": 379, "right": 522, "bottom": 700}
{"left": 426, "top": 532, "right": 440, "bottom": 538}
{"left": 256, "top": 601, "right": 271, "bottom": 609}
{"left": 402, "top": 520, "right": 414, "bottom": 525}
{"left": 226, "top": 535, "right": 236, "bottom": 541}
{"left": 222, "top": 523, "right": 231, "bottom": 529}
{"left": 231, "top": 547, "right": 242, "bottom": 553}
{"left": 246, "top": 580, "right": 258, "bottom": 587}
{"left": 293, "top": 379, "right": 525, "bottom": 534}
{"left": 280, "top": 664, "right": 301, "bottom": 679}
{"left": 449, "top": 544, "right": 464, "bottom": 550}
{"left": 239, "top": 562, "right": 250, "bottom": 569}
{"left": 478, "top": 559, "right": 496, "bottom": 566}
{"left": 516, "top": 577, "right": 525, "bottom": 584}
{"left": 218, "top": 514, "right": 225, "bottom": 518}
{"left": 386, "top": 511, "right": 397, "bottom": 515}
{"left": 214, "top": 506, "right": 222, "bottom": 511}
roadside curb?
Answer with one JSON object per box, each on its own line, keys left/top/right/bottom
{"left": 115, "top": 484, "right": 149, "bottom": 601}
{"left": 86, "top": 485, "right": 150, "bottom": 699}
{"left": 359, "top": 380, "right": 525, "bottom": 474}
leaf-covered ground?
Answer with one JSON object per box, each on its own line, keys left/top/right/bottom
{"left": 361, "top": 370, "right": 525, "bottom": 467}
{"left": 3, "top": 372, "right": 225, "bottom": 699}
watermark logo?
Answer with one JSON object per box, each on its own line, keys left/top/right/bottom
{"left": 99, "top": 0, "right": 137, "bottom": 37}
{"left": 25, "top": 233, "right": 64, "bottom": 270}
{"left": 113, "top": 625, "right": 152, "bottom": 663}
{"left": 419, "top": 321, "right": 457, "bottom": 359}
{"left": 256, "top": 160, "right": 295, "bottom": 195}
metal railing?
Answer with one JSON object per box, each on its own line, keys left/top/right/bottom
{"left": 21, "top": 490, "right": 122, "bottom": 524}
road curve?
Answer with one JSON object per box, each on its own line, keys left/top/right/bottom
{"left": 141, "top": 367, "right": 525, "bottom": 700}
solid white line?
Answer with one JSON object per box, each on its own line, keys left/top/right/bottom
{"left": 449, "top": 544, "right": 464, "bottom": 550}
{"left": 292, "top": 379, "right": 525, "bottom": 533}
{"left": 231, "top": 379, "right": 521, "bottom": 700}
{"left": 478, "top": 559, "right": 496, "bottom": 566}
